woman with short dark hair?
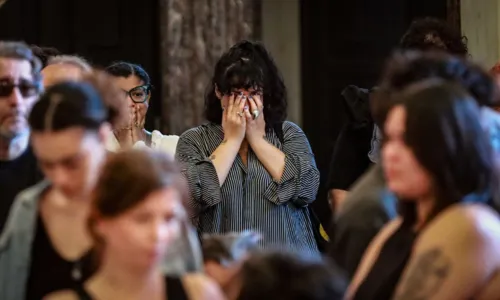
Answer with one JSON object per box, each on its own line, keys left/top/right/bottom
{"left": 105, "top": 62, "right": 179, "bottom": 155}
{"left": 176, "top": 40, "right": 320, "bottom": 256}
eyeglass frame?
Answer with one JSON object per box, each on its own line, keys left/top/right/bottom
{"left": 0, "top": 78, "right": 42, "bottom": 98}
{"left": 123, "top": 84, "right": 152, "bottom": 104}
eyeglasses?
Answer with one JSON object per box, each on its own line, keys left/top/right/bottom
{"left": 123, "top": 85, "right": 151, "bottom": 103}
{"left": 0, "top": 79, "right": 40, "bottom": 98}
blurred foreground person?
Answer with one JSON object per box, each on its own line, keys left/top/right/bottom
{"left": 47, "top": 150, "right": 223, "bottom": 300}
{"left": 105, "top": 62, "right": 179, "bottom": 155}
{"left": 347, "top": 82, "right": 500, "bottom": 300}
{"left": 330, "top": 51, "right": 500, "bottom": 278}
{"left": 0, "top": 41, "right": 44, "bottom": 233}
{"left": 203, "top": 231, "right": 260, "bottom": 300}
{"left": 0, "top": 77, "right": 124, "bottom": 300}
{"left": 236, "top": 251, "right": 347, "bottom": 300}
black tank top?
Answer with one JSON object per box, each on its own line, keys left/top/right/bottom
{"left": 75, "top": 276, "right": 189, "bottom": 300}
{"left": 353, "top": 224, "right": 416, "bottom": 300}
{"left": 25, "top": 215, "right": 94, "bottom": 300}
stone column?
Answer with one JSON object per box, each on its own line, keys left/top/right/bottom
{"left": 159, "top": 0, "right": 261, "bottom": 134}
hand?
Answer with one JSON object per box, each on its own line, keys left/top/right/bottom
{"left": 222, "top": 93, "right": 247, "bottom": 144}
{"left": 131, "top": 105, "right": 147, "bottom": 144}
{"left": 244, "top": 94, "right": 265, "bottom": 143}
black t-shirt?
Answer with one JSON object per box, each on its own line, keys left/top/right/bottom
{"left": 25, "top": 215, "right": 94, "bottom": 300}
{"left": 0, "top": 146, "right": 43, "bottom": 233}
{"left": 326, "top": 121, "right": 375, "bottom": 191}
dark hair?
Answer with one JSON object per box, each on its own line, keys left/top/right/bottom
{"left": 88, "top": 150, "right": 189, "bottom": 266}
{"left": 29, "top": 71, "right": 126, "bottom": 132}
{"left": 105, "top": 61, "right": 151, "bottom": 87}
{"left": 0, "top": 41, "right": 42, "bottom": 84}
{"left": 372, "top": 51, "right": 497, "bottom": 126}
{"left": 237, "top": 251, "right": 346, "bottom": 300}
{"left": 91, "top": 150, "right": 187, "bottom": 219}
{"left": 393, "top": 82, "right": 500, "bottom": 226}
{"left": 204, "top": 40, "right": 287, "bottom": 130}
{"left": 30, "top": 45, "right": 61, "bottom": 68}
{"left": 399, "top": 17, "right": 468, "bottom": 56}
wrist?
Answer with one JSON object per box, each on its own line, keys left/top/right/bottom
{"left": 224, "top": 136, "right": 243, "bottom": 146}
{"left": 247, "top": 132, "right": 265, "bottom": 144}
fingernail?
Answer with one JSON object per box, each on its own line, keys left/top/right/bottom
{"left": 244, "top": 106, "right": 249, "bottom": 110}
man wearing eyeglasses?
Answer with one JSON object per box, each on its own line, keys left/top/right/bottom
{"left": 0, "top": 41, "right": 44, "bottom": 233}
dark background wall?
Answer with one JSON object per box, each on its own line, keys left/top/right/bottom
{"left": 301, "top": 0, "right": 448, "bottom": 224}
{"left": 0, "top": 0, "right": 162, "bottom": 130}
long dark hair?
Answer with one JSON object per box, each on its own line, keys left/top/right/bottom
{"left": 204, "top": 40, "right": 287, "bottom": 130}
{"left": 393, "top": 82, "right": 500, "bottom": 226}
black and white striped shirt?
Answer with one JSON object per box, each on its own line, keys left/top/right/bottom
{"left": 176, "top": 121, "right": 320, "bottom": 256}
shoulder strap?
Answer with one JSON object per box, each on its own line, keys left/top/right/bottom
{"left": 166, "top": 276, "right": 189, "bottom": 300}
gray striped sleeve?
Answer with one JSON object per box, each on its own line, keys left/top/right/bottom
{"left": 264, "top": 121, "right": 320, "bottom": 207}
{"left": 175, "top": 127, "right": 223, "bottom": 213}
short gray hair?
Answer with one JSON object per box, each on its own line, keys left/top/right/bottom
{"left": 47, "top": 55, "right": 92, "bottom": 72}
{"left": 0, "top": 41, "right": 42, "bottom": 82}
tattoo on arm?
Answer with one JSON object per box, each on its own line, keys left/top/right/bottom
{"left": 393, "top": 248, "right": 451, "bottom": 300}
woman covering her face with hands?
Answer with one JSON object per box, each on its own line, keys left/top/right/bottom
{"left": 176, "top": 40, "right": 320, "bottom": 256}
{"left": 105, "top": 62, "right": 179, "bottom": 155}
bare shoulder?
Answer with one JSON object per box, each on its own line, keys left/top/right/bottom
{"left": 421, "top": 204, "right": 500, "bottom": 247}
{"left": 181, "top": 273, "right": 225, "bottom": 300}
{"left": 43, "top": 290, "right": 79, "bottom": 300}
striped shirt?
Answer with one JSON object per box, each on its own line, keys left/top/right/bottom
{"left": 176, "top": 121, "right": 321, "bottom": 256}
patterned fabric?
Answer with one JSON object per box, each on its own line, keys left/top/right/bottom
{"left": 176, "top": 121, "right": 321, "bottom": 257}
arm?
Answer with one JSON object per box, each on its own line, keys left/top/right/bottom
{"left": 392, "top": 206, "right": 500, "bottom": 300}
{"left": 209, "top": 138, "right": 241, "bottom": 185}
{"left": 329, "top": 189, "right": 348, "bottom": 214}
{"left": 246, "top": 136, "right": 285, "bottom": 180}
{"left": 175, "top": 129, "right": 239, "bottom": 212}
{"left": 253, "top": 122, "right": 320, "bottom": 207}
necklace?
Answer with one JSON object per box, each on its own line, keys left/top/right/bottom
{"left": 72, "top": 259, "right": 82, "bottom": 281}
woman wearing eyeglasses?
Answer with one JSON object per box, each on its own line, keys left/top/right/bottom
{"left": 105, "top": 62, "right": 179, "bottom": 155}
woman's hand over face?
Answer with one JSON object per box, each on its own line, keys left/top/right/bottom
{"left": 244, "top": 94, "right": 265, "bottom": 143}
{"left": 222, "top": 93, "right": 247, "bottom": 144}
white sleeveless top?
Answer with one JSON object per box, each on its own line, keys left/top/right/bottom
{"left": 105, "top": 130, "right": 179, "bottom": 156}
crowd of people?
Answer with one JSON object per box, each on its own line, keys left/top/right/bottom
{"left": 0, "top": 16, "right": 500, "bottom": 300}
